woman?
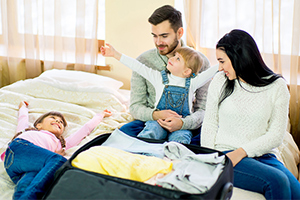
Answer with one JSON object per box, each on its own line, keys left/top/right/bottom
{"left": 201, "top": 29, "right": 300, "bottom": 199}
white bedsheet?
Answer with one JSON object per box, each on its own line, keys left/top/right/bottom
{"left": 0, "top": 71, "right": 133, "bottom": 199}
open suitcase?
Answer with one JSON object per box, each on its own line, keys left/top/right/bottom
{"left": 43, "top": 132, "right": 234, "bottom": 200}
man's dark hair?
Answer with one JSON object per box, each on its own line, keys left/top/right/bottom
{"left": 148, "top": 5, "right": 182, "bottom": 32}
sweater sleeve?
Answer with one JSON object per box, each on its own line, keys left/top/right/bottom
{"left": 120, "top": 54, "right": 162, "bottom": 86}
{"left": 201, "top": 72, "right": 224, "bottom": 148}
{"left": 128, "top": 52, "right": 163, "bottom": 121}
{"left": 181, "top": 56, "right": 213, "bottom": 130}
{"left": 129, "top": 71, "right": 156, "bottom": 121}
{"left": 241, "top": 79, "right": 290, "bottom": 157}
{"left": 65, "top": 113, "right": 104, "bottom": 149}
{"left": 16, "top": 106, "right": 30, "bottom": 132}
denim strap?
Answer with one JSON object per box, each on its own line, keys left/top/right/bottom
{"left": 160, "top": 70, "right": 169, "bottom": 85}
{"left": 185, "top": 77, "right": 191, "bottom": 89}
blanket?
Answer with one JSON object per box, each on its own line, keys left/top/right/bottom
{"left": 0, "top": 71, "right": 133, "bottom": 198}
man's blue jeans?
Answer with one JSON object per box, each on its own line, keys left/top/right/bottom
{"left": 4, "top": 138, "right": 67, "bottom": 200}
{"left": 225, "top": 151, "right": 300, "bottom": 200}
{"left": 120, "top": 120, "right": 201, "bottom": 144}
{"left": 119, "top": 120, "right": 145, "bottom": 137}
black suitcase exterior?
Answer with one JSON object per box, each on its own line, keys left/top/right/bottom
{"left": 43, "top": 133, "right": 233, "bottom": 200}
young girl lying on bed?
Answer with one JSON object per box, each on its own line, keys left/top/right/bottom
{"left": 101, "top": 43, "right": 218, "bottom": 144}
{"left": 1, "top": 101, "right": 112, "bottom": 200}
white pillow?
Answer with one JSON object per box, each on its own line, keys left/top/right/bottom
{"left": 38, "top": 69, "right": 123, "bottom": 90}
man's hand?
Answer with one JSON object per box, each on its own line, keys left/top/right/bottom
{"left": 152, "top": 110, "right": 181, "bottom": 121}
{"left": 157, "top": 117, "right": 183, "bottom": 132}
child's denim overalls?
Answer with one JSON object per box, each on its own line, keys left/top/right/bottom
{"left": 137, "top": 70, "right": 193, "bottom": 144}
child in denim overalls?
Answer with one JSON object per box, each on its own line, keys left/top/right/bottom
{"left": 1, "top": 101, "right": 112, "bottom": 200}
{"left": 101, "top": 43, "right": 218, "bottom": 144}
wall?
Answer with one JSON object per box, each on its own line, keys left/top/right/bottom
{"left": 100, "top": 0, "right": 174, "bottom": 90}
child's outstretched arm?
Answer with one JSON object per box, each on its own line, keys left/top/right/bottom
{"left": 64, "top": 109, "right": 112, "bottom": 149}
{"left": 102, "top": 43, "right": 162, "bottom": 87}
{"left": 100, "top": 43, "right": 122, "bottom": 61}
{"left": 16, "top": 101, "right": 30, "bottom": 132}
{"left": 19, "top": 101, "right": 29, "bottom": 109}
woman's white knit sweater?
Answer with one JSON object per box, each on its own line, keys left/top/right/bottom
{"left": 201, "top": 72, "right": 290, "bottom": 157}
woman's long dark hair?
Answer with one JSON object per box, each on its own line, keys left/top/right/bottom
{"left": 217, "top": 29, "right": 282, "bottom": 105}
{"left": 12, "top": 111, "right": 67, "bottom": 148}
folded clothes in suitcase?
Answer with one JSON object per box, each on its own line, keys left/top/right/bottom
{"left": 43, "top": 129, "right": 233, "bottom": 200}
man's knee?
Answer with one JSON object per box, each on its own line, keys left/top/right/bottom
{"left": 120, "top": 120, "right": 145, "bottom": 137}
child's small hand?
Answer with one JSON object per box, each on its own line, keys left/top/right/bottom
{"left": 100, "top": 43, "right": 115, "bottom": 57}
{"left": 100, "top": 43, "right": 122, "bottom": 60}
{"left": 103, "top": 109, "right": 112, "bottom": 118}
{"left": 19, "top": 101, "right": 29, "bottom": 109}
{"left": 55, "top": 148, "right": 66, "bottom": 156}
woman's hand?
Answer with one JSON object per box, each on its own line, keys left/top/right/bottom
{"left": 226, "top": 148, "right": 248, "bottom": 167}
{"left": 19, "top": 101, "right": 29, "bottom": 109}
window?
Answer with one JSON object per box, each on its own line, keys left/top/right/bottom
{"left": 177, "top": 0, "right": 297, "bottom": 83}
{"left": 0, "top": 2, "right": 2, "bottom": 35}
{"left": 0, "top": 0, "right": 106, "bottom": 66}
{"left": 17, "top": 0, "right": 105, "bottom": 40}
{"left": 174, "top": 0, "right": 187, "bottom": 44}
{"left": 199, "top": 0, "right": 294, "bottom": 56}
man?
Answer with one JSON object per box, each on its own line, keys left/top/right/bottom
{"left": 120, "top": 5, "right": 211, "bottom": 145}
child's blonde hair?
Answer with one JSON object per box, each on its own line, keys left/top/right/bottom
{"left": 176, "top": 47, "right": 203, "bottom": 77}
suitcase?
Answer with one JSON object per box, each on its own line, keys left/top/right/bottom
{"left": 43, "top": 132, "right": 233, "bottom": 200}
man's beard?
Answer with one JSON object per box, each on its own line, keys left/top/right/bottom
{"left": 157, "top": 38, "right": 179, "bottom": 56}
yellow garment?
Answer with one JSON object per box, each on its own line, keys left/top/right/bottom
{"left": 71, "top": 146, "right": 173, "bottom": 182}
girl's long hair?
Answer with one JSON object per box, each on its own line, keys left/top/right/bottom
{"left": 12, "top": 111, "right": 67, "bottom": 148}
{"left": 217, "top": 29, "right": 282, "bottom": 105}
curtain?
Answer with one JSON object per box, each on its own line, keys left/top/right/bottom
{"left": 183, "top": 0, "right": 300, "bottom": 146}
{"left": 0, "top": 0, "right": 102, "bottom": 87}
{"left": 289, "top": 0, "right": 300, "bottom": 147}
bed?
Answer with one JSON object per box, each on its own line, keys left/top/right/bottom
{"left": 0, "top": 69, "right": 133, "bottom": 199}
{"left": 0, "top": 69, "right": 299, "bottom": 199}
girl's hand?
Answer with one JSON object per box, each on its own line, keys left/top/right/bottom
{"left": 55, "top": 148, "right": 66, "bottom": 156}
{"left": 19, "top": 101, "right": 29, "bottom": 109}
{"left": 103, "top": 109, "right": 112, "bottom": 118}
{"left": 100, "top": 43, "right": 122, "bottom": 60}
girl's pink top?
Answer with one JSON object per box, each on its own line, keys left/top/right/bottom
{"left": 1, "top": 106, "right": 104, "bottom": 161}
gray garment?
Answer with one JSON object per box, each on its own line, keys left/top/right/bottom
{"left": 163, "top": 141, "right": 195, "bottom": 160}
{"left": 129, "top": 41, "right": 211, "bottom": 130}
{"left": 101, "top": 128, "right": 166, "bottom": 158}
{"left": 157, "top": 142, "right": 225, "bottom": 194}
